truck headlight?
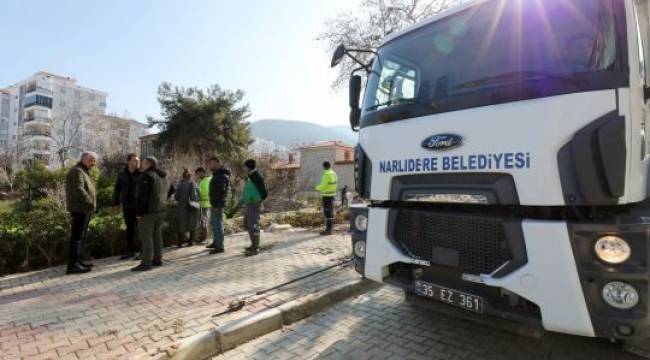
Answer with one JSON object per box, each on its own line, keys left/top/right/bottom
{"left": 354, "top": 214, "right": 368, "bottom": 232}
{"left": 354, "top": 240, "right": 366, "bottom": 258}
{"left": 594, "top": 236, "right": 631, "bottom": 264}
{"left": 602, "top": 282, "right": 639, "bottom": 310}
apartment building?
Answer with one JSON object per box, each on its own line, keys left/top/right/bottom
{"left": 2, "top": 71, "right": 146, "bottom": 167}
{"left": 0, "top": 87, "right": 19, "bottom": 148}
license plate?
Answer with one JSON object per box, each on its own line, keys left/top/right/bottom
{"left": 414, "top": 280, "right": 484, "bottom": 314}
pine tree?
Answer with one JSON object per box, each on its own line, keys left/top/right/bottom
{"left": 148, "top": 82, "right": 252, "bottom": 164}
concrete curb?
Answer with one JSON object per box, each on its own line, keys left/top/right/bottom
{"left": 141, "top": 278, "right": 376, "bottom": 360}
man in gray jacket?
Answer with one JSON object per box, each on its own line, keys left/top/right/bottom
{"left": 65, "top": 152, "right": 98, "bottom": 274}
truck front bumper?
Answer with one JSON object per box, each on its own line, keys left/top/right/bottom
{"left": 350, "top": 206, "right": 650, "bottom": 340}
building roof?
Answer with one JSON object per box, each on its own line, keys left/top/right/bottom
{"left": 299, "top": 141, "right": 354, "bottom": 150}
{"left": 140, "top": 133, "right": 160, "bottom": 141}
{"left": 272, "top": 159, "right": 301, "bottom": 170}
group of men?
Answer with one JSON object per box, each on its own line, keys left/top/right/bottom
{"left": 64, "top": 152, "right": 270, "bottom": 275}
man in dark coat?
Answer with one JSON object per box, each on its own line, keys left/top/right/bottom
{"left": 65, "top": 152, "right": 98, "bottom": 274}
{"left": 112, "top": 153, "right": 141, "bottom": 260}
{"left": 132, "top": 156, "right": 169, "bottom": 271}
{"left": 208, "top": 157, "right": 231, "bottom": 254}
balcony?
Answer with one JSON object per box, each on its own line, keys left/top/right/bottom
{"left": 24, "top": 116, "right": 51, "bottom": 123}
{"left": 24, "top": 127, "right": 52, "bottom": 138}
{"left": 24, "top": 94, "right": 53, "bottom": 109}
{"left": 24, "top": 86, "right": 53, "bottom": 96}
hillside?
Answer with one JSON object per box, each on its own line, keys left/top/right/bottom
{"left": 250, "top": 119, "right": 357, "bottom": 147}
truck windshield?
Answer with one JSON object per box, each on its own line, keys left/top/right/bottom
{"left": 361, "top": 0, "right": 627, "bottom": 126}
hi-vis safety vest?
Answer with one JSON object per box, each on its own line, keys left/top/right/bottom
{"left": 199, "top": 176, "right": 212, "bottom": 208}
{"left": 316, "top": 169, "right": 338, "bottom": 198}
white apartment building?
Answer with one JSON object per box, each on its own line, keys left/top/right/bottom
{"left": 0, "top": 87, "right": 19, "bottom": 148}
{"left": 2, "top": 71, "right": 147, "bottom": 167}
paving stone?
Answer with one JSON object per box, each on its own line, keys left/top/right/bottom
{"left": 218, "top": 286, "right": 644, "bottom": 360}
{"left": 0, "top": 230, "right": 355, "bottom": 359}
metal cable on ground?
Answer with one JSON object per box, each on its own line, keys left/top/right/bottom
{"left": 212, "top": 257, "right": 353, "bottom": 318}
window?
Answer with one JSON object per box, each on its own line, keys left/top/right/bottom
{"left": 367, "top": 59, "right": 417, "bottom": 111}
{"left": 362, "top": 0, "right": 625, "bottom": 125}
{"left": 24, "top": 94, "right": 53, "bottom": 109}
{"left": 634, "top": 2, "right": 647, "bottom": 84}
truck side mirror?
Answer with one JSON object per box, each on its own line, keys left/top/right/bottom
{"left": 349, "top": 75, "right": 362, "bottom": 131}
{"left": 331, "top": 44, "right": 346, "bottom": 68}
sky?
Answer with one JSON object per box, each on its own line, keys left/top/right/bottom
{"left": 0, "top": 0, "right": 359, "bottom": 127}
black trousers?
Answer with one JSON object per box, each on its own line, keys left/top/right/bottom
{"left": 322, "top": 196, "right": 334, "bottom": 231}
{"left": 69, "top": 212, "right": 91, "bottom": 267}
{"left": 123, "top": 208, "right": 138, "bottom": 253}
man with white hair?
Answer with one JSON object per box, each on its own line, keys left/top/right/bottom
{"left": 65, "top": 152, "right": 98, "bottom": 274}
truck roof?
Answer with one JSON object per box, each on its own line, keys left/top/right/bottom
{"left": 381, "top": 0, "right": 488, "bottom": 47}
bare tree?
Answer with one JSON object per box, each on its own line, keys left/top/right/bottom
{"left": 0, "top": 141, "right": 25, "bottom": 191}
{"left": 318, "top": 0, "right": 466, "bottom": 89}
{"left": 47, "top": 103, "right": 104, "bottom": 168}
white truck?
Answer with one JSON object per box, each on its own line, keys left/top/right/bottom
{"left": 332, "top": 0, "right": 650, "bottom": 349}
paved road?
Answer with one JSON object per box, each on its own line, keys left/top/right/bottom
{"left": 0, "top": 229, "right": 355, "bottom": 360}
{"left": 219, "top": 285, "right": 643, "bottom": 360}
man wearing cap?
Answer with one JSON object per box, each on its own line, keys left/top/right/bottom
{"left": 65, "top": 152, "right": 98, "bottom": 274}
{"left": 132, "top": 156, "right": 169, "bottom": 271}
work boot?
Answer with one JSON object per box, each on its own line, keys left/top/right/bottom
{"left": 177, "top": 233, "right": 185, "bottom": 248}
{"left": 319, "top": 230, "right": 333, "bottom": 236}
{"left": 245, "top": 248, "right": 259, "bottom": 257}
{"left": 66, "top": 264, "right": 91, "bottom": 275}
{"left": 206, "top": 243, "right": 215, "bottom": 249}
{"left": 130, "top": 263, "right": 152, "bottom": 272}
{"left": 152, "top": 259, "right": 163, "bottom": 267}
{"left": 209, "top": 248, "right": 225, "bottom": 254}
{"left": 79, "top": 262, "right": 94, "bottom": 268}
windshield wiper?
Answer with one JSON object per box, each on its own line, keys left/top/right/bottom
{"left": 451, "top": 71, "right": 581, "bottom": 90}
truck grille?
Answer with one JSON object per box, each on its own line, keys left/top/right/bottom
{"left": 392, "top": 210, "right": 512, "bottom": 275}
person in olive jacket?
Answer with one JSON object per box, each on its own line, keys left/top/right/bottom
{"left": 131, "top": 156, "right": 169, "bottom": 271}
{"left": 208, "top": 157, "right": 231, "bottom": 254}
{"left": 112, "top": 153, "right": 141, "bottom": 260}
{"left": 65, "top": 152, "right": 98, "bottom": 274}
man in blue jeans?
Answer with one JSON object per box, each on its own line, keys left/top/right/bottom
{"left": 207, "top": 157, "right": 230, "bottom": 254}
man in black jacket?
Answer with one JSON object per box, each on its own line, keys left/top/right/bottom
{"left": 208, "top": 157, "right": 231, "bottom": 254}
{"left": 112, "top": 153, "right": 141, "bottom": 260}
{"left": 132, "top": 156, "right": 169, "bottom": 271}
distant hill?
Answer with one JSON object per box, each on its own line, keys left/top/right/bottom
{"left": 250, "top": 119, "right": 357, "bottom": 147}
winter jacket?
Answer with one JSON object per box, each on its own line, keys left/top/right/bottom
{"left": 112, "top": 167, "right": 142, "bottom": 210}
{"left": 242, "top": 169, "right": 268, "bottom": 204}
{"left": 198, "top": 176, "right": 212, "bottom": 209}
{"left": 65, "top": 163, "right": 97, "bottom": 214}
{"left": 209, "top": 167, "right": 231, "bottom": 208}
{"left": 316, "top": 169, "right": 338, "bottom": 198}
{"left": 174, "top": 179, "right": 200, "bottom": 232}
{"left": 135, "top": 168, "right": 169, "bottom": 216}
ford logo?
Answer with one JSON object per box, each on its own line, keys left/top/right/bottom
{"left": 421, "top": 134, "right": 463, "bottom": 151}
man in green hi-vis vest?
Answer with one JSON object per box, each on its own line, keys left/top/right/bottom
{"left": 315, "top": 161, "right": 338, "bottom": 236}
{"left": 195, "top": 167, "right": 212, "bottom": 243}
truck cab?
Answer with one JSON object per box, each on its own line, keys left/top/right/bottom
{"left": 335, "top": 0, "right": 650, "bottom": 343}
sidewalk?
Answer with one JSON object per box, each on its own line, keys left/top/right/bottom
{"left": 0, "top": 229, "right": 357, "bottom": 360}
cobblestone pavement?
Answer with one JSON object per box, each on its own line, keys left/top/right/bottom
{"left": 219, "top": 285, "right": 644, "bottom": 360}
{"left": 0, "top": 229, "right": 356, "bottom": 360}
